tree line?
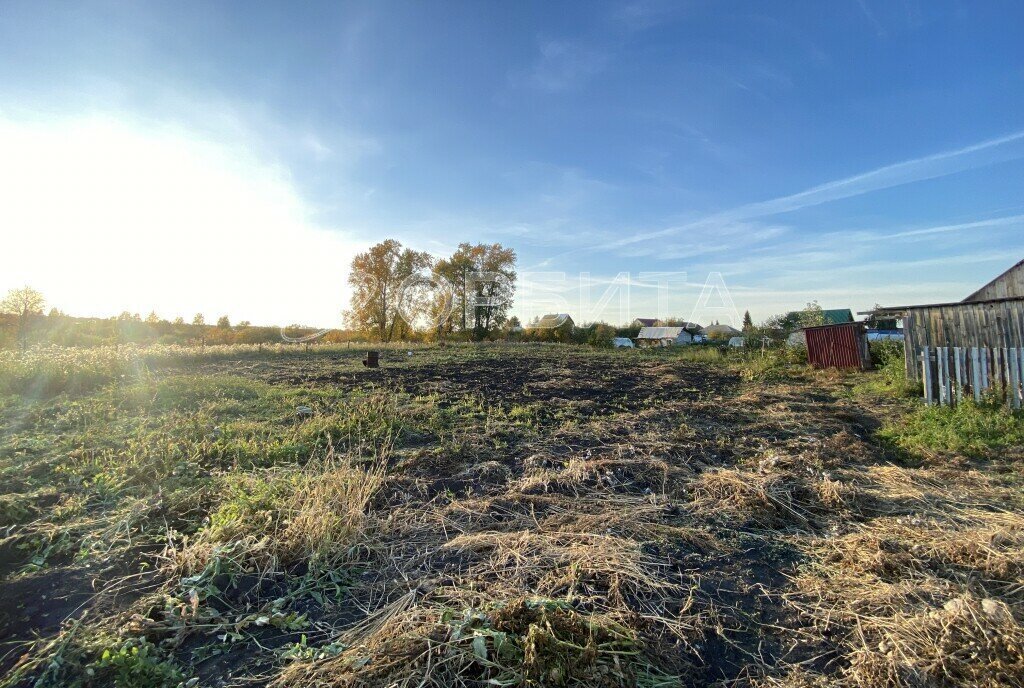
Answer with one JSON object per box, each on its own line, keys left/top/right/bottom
{"left": 345, "top": 240, "right": 517, "bottom": 342}
{"left": 0, "top": 286, "right": 352, "bottom": 349}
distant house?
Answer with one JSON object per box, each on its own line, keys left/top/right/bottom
{"left": 633, "top": 318, "right": 703, "bottom": 333}
{"left": 530, "top": 313, "right": 574, "bottom": 330}
{"left": 636, "top": 326, "right": 692, "bottom": 347}
{"left": 702, "top": 323, "right": 742, "bottom": 340}
{"left": 784, "top": 308, "right": 854, "bottom": 327}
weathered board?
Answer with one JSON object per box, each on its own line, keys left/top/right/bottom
{"left": 902, "top": 299, "right": 1024, "bottom": 381}
{"left": 922, "top": 345, "right": 1024, "bottom": 408}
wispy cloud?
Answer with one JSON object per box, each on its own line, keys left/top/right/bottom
{"left": 856, "top": 0, "right": 887, "bottom": 38}
{"left": 513, "top": 40, "right": 609, "bottom": 92}
{"left": 597, "top": 128, "right": 1024, "bottom": 251}
{"left": 885, "top": 213, "right": 1024, "bottom": 238}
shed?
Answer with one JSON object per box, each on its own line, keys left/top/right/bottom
{"left": 861, "top": 258, "right": 1024, "bottom": 381}
{"left": 821, "top": 308, "right": 855, "bottom": 325}
{"left": 636, "top": 326, "right": 692, "bottom": 347}
{"left": 804, "top": 322, "right": 871, "bottom": 370}
{"left": 866, "top": 297, "right": 1024, "bottom": 381}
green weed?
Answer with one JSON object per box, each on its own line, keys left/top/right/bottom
{"left": 880, "top": 397, "right": 1024, "bottom": 458}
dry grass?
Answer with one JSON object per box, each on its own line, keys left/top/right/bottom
{"left": 174, "top": 439, "right": 392, "bottom": 575}
{"left": 4, "top": 345, "right": 1023, "bottom": 687}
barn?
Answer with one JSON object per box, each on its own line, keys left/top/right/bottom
{"left": 866, "top": 258, "right": 1024, "bottom": 383}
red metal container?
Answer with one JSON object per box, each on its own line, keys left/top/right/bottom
{"left": 803, "top": 323, "right": 871, "bottom": 370}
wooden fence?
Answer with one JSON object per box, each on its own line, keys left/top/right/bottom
{"left": 921, "top": 346, "right": 1023, "bottom": 408}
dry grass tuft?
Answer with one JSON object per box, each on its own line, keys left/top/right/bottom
{"left": 843, "top": 594, "right": 1024, "bottom": 688}
{"left": 174, "top": 440, "right": 391, "bottom": 574}
{"left": 689, "top": 468, "right": 820, "bottom": 529}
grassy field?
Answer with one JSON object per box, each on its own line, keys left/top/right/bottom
{"left": 1, "top": 343, "right": 1022, "bottom": 687}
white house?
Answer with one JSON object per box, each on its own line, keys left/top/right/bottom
{"left": 635, "top": 326, "right": 693, "bottom": 347}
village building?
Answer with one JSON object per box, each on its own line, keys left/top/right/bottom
{"left": 864, "top": 258, "right": 1024, "bottom": 383}
{"left": 530, "top": 314, "right": 574, "bottom": 330}
{"left": 635, "top": 326, "right": 692, "bottom": 347}
{"left": 701, "top": 323, "right": 742, "bottom": 340}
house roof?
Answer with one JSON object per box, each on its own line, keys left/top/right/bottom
{"left": 821, "top": 308, "right": 854, "bottom": 324}
{"left": 702, "top": 323, "right": 741, "bottom": 336}
{"left": 531, "top": 313, "right": 573, "bottom": 329}
{"left": 637, "top": 326, "right": 689, "bottom": 339}
{"left": 860, "top": 295, "right": 1024, "bottom": 316}
{"left": 784, "top": 308, "right": 853, "bottom": 325}
{"left": 633, "top": 318, "right": 659, "bottom": 327}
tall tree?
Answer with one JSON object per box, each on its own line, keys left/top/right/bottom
{"left": 346, "top": 239, "right": 434, "bottom": 342}
{"left": 434, "top": 243, "right": 516, "bottom": 341}
{"left": 0, "top": 286, "right": 46, "bottom": 348}
{"left": 217, "top": 315, "right": 231, "bottom": 328}
{"left": 192, "top": 313, "right": 206, "bottom": 326}
{"left": 742, "top": 310, "right": 753, "bottom": 332}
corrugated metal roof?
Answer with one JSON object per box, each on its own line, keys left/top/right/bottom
{"left": 637, "top": 326, "right": 689, "bottom": 339}
{"left": 821, "top": 308, "right": 854, "bottom": 324}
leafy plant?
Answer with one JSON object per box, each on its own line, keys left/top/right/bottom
{"left": 88, "top": 639, "right": 184, "bottom": 688}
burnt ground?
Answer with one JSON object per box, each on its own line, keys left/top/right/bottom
{"left": 2, "top": 344, "right": 1020, "bottom": 687}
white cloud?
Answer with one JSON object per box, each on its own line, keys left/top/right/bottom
{"left": 0, "top": 113, "right": 365, "bottom": 326}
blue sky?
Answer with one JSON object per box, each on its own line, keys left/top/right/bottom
{"left": 1, "top": 1, "right": 1023, "bottom": 327}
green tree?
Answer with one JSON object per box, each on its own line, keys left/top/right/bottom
{"left": 192, "top": 313, "right": 206, "bottom": 326}
{"left": 742, "top": 310, "right": 754, "bottom": 332}
{"left": 217, "top": 315, "right": 231, "bottom": 328}
{"left": 798, "top": 301, "right": 826, "bottom": 328}
{"left": 434, "top": 243, "right": 516, "bottom": 341}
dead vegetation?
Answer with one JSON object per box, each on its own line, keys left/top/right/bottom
{"left": 1, "top": 344, "right": 1022, "bottom": 686}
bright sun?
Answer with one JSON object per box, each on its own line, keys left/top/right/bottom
{"left": 0, "top": 114, "right": 362, "bottom": 326}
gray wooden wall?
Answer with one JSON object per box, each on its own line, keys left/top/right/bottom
{"left": 902, "top": 299, "right": 1024, "bottom": 381}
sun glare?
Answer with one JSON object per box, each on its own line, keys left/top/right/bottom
{"left": 0, "top": 114, "right": 361, "bottom": 326}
